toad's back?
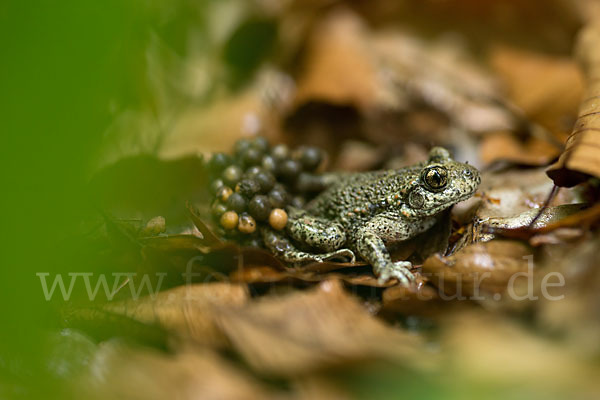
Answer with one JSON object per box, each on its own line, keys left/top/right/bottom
{"left": 304, "top": 166, "right": 423, "bottom": 225}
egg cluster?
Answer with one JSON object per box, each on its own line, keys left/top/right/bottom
{"left": 206, "top": 137, "right": 324, "bottom": 245}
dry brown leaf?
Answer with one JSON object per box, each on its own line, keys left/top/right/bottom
{"left": 238, "top": 246, "right": 289, "bottom": 270}
{"left": 480, "top": 131, "right": 560, "bottom": 166}
{"left": 548, "top": 23, "right": 600, "bottom": 186}
{"left": 293, "top": 10, "right": 382, "bottom": 110}
{"left": 489, "top": 45, "right": 583, "bottom": 136}
{"left": 231, "top": 265, "right": 289, "bottom": 283}
{"left": 301, "top": 260, "right": 368, "bottom": 273}
{"left": 216, "top": 280, "right": 426, "bottom": 375}
{"left": 230, "top": 264, "right": 395, "bottom": 288}
{"left": 422, "top": 240, "right": 531, "bottom": 298}
{"left": 105, "top": 283, "right": 249, "bottom": 347}
{"left": 186, "top": 202, "right": 225, "bottom": 249}
{"left": 81, "top": 343, "right": 275, "bottom": 400}
{"left": 380, "top": 274, "right": 461, "bottom": 317}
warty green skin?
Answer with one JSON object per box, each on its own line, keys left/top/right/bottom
{"left": 262, "top": 147, "right": 481, "bottom": 285}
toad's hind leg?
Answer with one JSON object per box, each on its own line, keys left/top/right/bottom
{"left": 262, "top": 228, "right": 355, "bottom": 264}
{"left": 286, "top": 207, "right": 346, "bottom": 252}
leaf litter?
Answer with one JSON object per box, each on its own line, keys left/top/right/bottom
{"left": 51, "top": 2, "right": 600, "bottom": 399}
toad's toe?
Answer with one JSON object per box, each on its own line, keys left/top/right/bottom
{"left": 319, "top": 248, "right": 355, "bottom": 263}
{"left": 377, "top": 261, "right": 414, "bottom": 286}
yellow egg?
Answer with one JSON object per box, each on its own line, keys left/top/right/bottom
{"left": 269, "top": 208, "right": 288, "bottom": 230}
{"left": 238, "top": 214, "right": 257, "bottom": 234}
{"left": 217, "top": 186, "right": 233, "bottom": 202}
{"left": 220, "top": 211, "right": 238, "bottom": 230}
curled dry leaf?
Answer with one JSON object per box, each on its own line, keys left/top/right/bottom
{"left": 186, "top": 201, "right": 224, "bottom": 249}
{"left": 216, "top": 280, "right": 426, "bottom": 376}
{"left": 547, "top": 23, "right": 600, "bottom": 186}
{"left": 81, "top": 343, "right": 275, "bottom": 400}
{"left": 422, "top": 240, "right": 531, "bottom": 298}
{"left": 104, "top": 283, "right": 249, "bottom": 347}
{"left": 474, "top": 203, "right": 588, "bottom": 243}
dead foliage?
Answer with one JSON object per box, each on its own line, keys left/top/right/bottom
{"left": 47, "top": 2, "right": 600, "bottom": 399}
{"left": 548, "top": 21, "right": 600, "bottom": 186}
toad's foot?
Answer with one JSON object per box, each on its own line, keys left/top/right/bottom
{"left": 376, "top": 261, "right": 415, "bottom": 286}
{"left": 287, "top": 248, "right": 356, "bottom": 266}
{"left": 311, "top": 248, "right": 356, "bottom": 263}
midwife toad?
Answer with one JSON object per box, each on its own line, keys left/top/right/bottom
{"left": 262, "top": 147, "right": 481, "bottom": 285}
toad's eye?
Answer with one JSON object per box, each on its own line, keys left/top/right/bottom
{"left": 422, "top": 166, "right": 448, "bottom": 191}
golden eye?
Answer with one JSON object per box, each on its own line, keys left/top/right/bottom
{"left": 422, "top": 166, "right": 448, "bottom": 190}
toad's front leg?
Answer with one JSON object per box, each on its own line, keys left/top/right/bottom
{"left": 353, "top": 214, "right": 417, "bottom": 286}
{"left": 355, "top": 229, "right": 414, "bottom": 285}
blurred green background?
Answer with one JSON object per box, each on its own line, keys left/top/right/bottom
{"left": 1, "top": 2, "right": 275, "bottom": 394}
{"left": 0, "top": 1, "right": 156, "bottom": 397}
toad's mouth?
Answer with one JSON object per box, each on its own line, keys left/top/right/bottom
{"left": 437, "top": 190, "right": 479, "bottom": 210}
